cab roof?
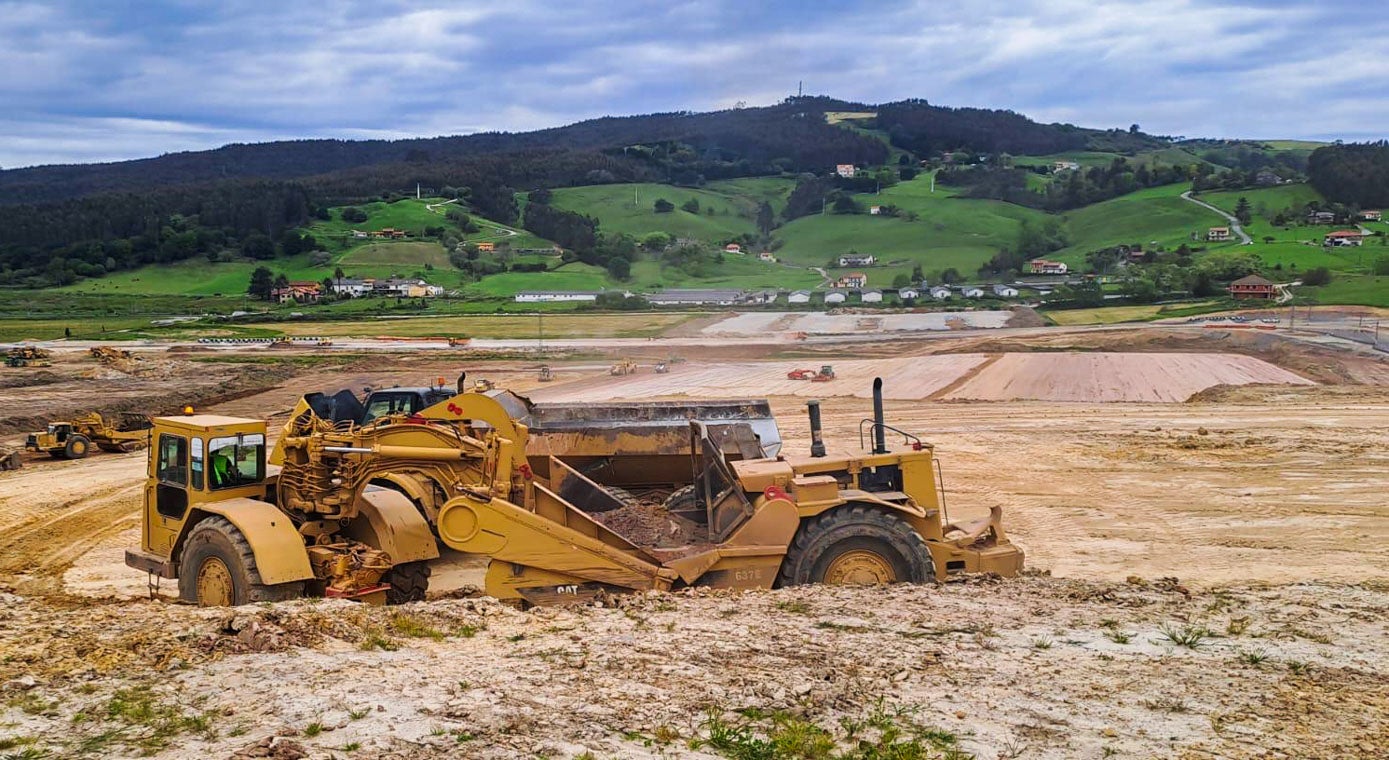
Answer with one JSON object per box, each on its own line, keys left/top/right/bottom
{"left": 154, "top": 414, "right": 263, "bottom": 430}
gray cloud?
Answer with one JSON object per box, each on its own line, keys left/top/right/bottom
{"left": 1, "top": 0, "right": 1386, "bottom": 168}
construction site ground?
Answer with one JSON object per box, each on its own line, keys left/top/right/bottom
{"left": 0, "top": 324, "right": 1386, "bottom": 759}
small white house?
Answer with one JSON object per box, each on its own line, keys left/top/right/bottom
{"left": 331, "top": 279, "right": 372, "bottom": 298}
{"left": 929, "top": 285, "right": 952, "bottom": 300}
{"left": 836, "top": 164, "right": 856, "bottom": 178}
{"left": 824, "top": 290, "right": 848, "bottom": 305}
{"left": 899, "top": 287, "right": 920, "bottom": 300}
{"left": 758, "top": 251, "right": 776, "bottom": 262}
{"left": 960, "top": 286, "right": 984, "bottom": 298}
{"left": 788, "top": 290, "right": 813, "bottom": 304}
{"left": 861, "top": 289, "right": 883, "bottom": 303}
{"left": 869, "top": 205, "right": 882, "bottom": 215}
{"left": 992, "top": 284, "right": 1019, "bottom": 298}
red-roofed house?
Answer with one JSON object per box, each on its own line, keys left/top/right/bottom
{"left": 724, "top": 243, "right": 743, "bottom": 255}
{"left": 1228, "top": 275, "right": 1276, "bottom": 300}
{"left": 836, "top": 272, "right": 867, "bottom": 289}
{"left": 1028, "top": 259, "right": 1068, "bottom": 275}
{"left": 272, "top": 282, "right": 322, "bottom": 304}
{"left": 1324, "top": 230, "right": 1364, "bottom": 247}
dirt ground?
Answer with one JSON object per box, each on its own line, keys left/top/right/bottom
{"left": 1, "top": 325, "right": 1387, "bottom": 758}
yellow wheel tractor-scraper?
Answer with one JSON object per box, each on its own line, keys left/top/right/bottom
{"left": 27, "top": 412, "right": 153, "bottom": 459}
{"left": 127, "top": 378, "right": 1023, "bottom": 606}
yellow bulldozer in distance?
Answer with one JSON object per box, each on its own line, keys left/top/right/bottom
{"left": 128, "top": 380, "right": 1022, "bottom": 606}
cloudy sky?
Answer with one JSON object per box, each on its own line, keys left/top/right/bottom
{"left": 2, "top": 0, "right": 1386, "bottom": 168}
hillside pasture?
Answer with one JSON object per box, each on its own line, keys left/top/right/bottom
{"left": 547, "top": 183, "right": 766, "bottom": 243}
{"left": 1053, "top": 183, "right": 1227, "bottom": 264}
{"left": 339, "top": 241, "right": 451, "bottom": 269}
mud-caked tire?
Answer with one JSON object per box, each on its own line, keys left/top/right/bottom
{"left": 63, "top": 435, "right": 91, "bottom": 460}
{"left": 382, "top": 561, "right": 431, "bottom": 605}
{"left": 177, "top": 516, "right": 304, "bottom": 606}
{"left": 776, "top": 505, "right": 935, "bottom": 588}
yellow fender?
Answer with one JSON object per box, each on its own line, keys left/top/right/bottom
{"left": 191, "top": 497, "right": 314, "bottom": 585}
{"left": 344, "top": 486, "right": 441, "bottom": 564}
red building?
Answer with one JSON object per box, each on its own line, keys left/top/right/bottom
{"left": 1228, "top": 274, "right": 1276, "bottom": 300}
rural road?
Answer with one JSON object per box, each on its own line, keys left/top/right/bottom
{"left": 426, "top": 198, "right": 517, "bottom": 239}
{"left": 1181, "top": 191, "right": 1253, "bottom": 243}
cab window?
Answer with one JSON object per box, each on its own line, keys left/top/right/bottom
{"left": 156, "top": 434, "right": 188, "bottom": 486}
{"left": 362, "top": 393, "right": 419, "bottom": 422}
{"left": 190, "top": 437, "right": 205, "bottom": 490}
{"left": 208, "top": 433, "right": 265, "bottom": 490}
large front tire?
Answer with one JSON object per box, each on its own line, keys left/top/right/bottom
{"left": 382, "top": 561, "right": 431, "bottom": 605}
{"left": 63, "top": 434, "right": 91, "bottom": 460}
{"left": 776, "top": 505, "right": 935, "bottom": 587}
{"left": 177, "top": 516, "right": 304, "bottom": 606}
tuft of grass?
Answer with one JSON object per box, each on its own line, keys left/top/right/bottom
{"left": 775, "top": 600, "right": 811, "bottom": 615}
{"left": 507, "top": 633, "right": 526, "bottom": 642}
{"left": 1104, "top": 629, "right": 1133, "bottom": 644}
{"left": 339, "top": 742, "right": 361, "bottom": 752}
{"left": 348, "top": 707, "right": 370, "bottom": 721}
{"left": 692, "top": 701, "right": 964, "bottom": 760}
{"left": 1237, "top": 648, "right": 1269, "bottom": 666}
{"left": 359, "top": 629, "right": 399, "bottom": 651}
{"left": 1031, "top": 636, "right": 1053, "bottom": 650}
{"left": 101, "top": 686, "right": 217, "bottom": 754}
{"left": 814, "top": 621, "right": 873, "bottom": 633}
{"left": 303, "top": 722, "right": 323, "bottom": 737}
{"left": 389, "top": 613, "right": 445, "bottom": 640}
{"left": 1157, "top": 622, "right": 1212, "bottom": 649}
{"left": 1287, "top": 660, "right": 1311, "bottom": 675}
{"left": 0, "top": 738, "right": 36, "bottom": 752}
{"left": 454, "top": 623, "right": 485, "bottom": 638}
{"left": 1141, "top": 697, "right": 1188, "bottom": 713}
{"left": 1226, "top": 616, "right": 1251, "bottom": 636}
{"left": 1, "top": 748, "right": 49, "bottom": 760}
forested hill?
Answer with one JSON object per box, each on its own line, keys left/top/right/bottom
{"left": 0, "top": 96, "right": 1179, "bottom": 287}
{"left": 0, "top": 97, "right": 1163, "bottom": 206}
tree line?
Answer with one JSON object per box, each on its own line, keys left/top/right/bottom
{"left": 1307, "top": 142, "right": 1389, "bottom": 208}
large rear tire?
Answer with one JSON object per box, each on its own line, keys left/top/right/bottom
{"left": 63, "top": 435, "right": 91, "bottom": 460}
{"left": 382, "top": 561, "right": 431, "bottom": 605}
{"left": 776, "top": 505, "right": 935, "bottom": 588}
{"left": 177, "top": 516, "right": 304, "bottom": 606}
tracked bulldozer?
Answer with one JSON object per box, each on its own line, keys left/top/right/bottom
{"left": 128, "top": 379, "right": 1022, "bottom": 607}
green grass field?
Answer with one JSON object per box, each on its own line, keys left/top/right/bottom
{"left": 771, "top": 173, "right": 1046, "bottom": 283}
{"left": 546, "top": 179, "right": 796, "bottom": 244}
{"left": 1052, "top": 183, "right": 1228, "bottom": 265}
{"left": 1300, "top": 274, "right": 1389, "bottom": 307}
{"left": 340, "top": 241, "right": 452, "bottom": 268}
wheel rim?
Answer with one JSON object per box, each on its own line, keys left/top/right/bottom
{"left": 824, "top": 549, "right": 898, "bottom": 585}
{"left": 196, "top": 558, "right": 235, "bottom": 606}
{"left": 72, "top": 440, "right": 87, "bottom": 456}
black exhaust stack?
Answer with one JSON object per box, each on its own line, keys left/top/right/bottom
{"left": 872, "top": 377, "right": 888, "bottom": 454}
{"left": 807, "top": 400, "right": 826, "bottom": 458}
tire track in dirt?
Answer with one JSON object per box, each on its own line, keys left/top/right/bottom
{"left": 0, "top": 456, "right": 144, "bottom": 582}
{"left": 927, "top": 353, "right": 1001, "bottom": 400}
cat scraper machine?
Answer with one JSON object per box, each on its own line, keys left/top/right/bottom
{"left": 128, "top": 379, "right": 1022, "bottom": 607}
